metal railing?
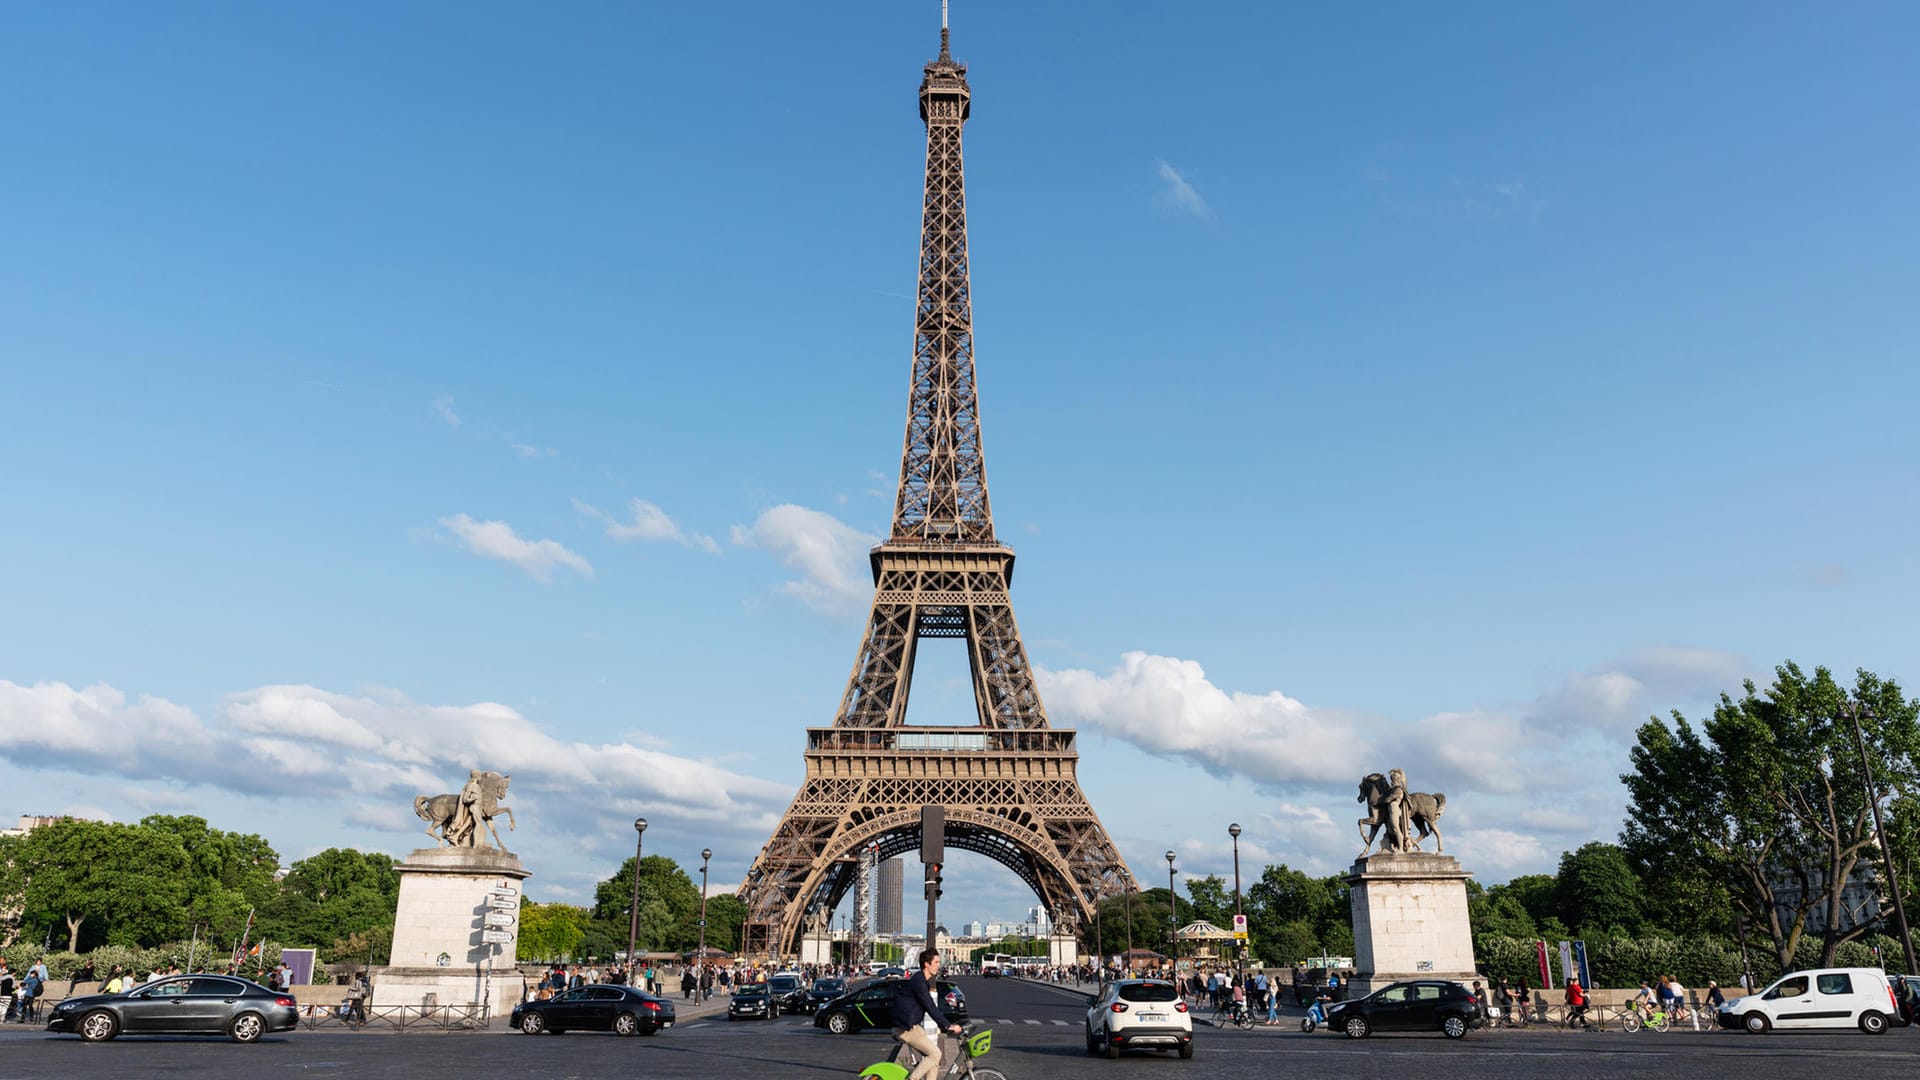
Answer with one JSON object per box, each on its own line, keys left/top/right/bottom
{"left": 298, "top": 1002, "right": 492, "bottom": 1032}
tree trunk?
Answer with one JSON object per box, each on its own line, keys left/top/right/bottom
{"left": 66, "top": 912, "right": 84, "bottom": 953}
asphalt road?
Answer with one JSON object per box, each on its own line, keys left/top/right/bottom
{"left": 5, "top": 976, "right": 1916, "bottom": 1080}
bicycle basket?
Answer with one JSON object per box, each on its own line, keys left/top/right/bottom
{"left": 965, "top": 1030, "right": 992, "bottom": 1058}
{"left": 861, "top": 1065, "right": 910, "bottom": 1080}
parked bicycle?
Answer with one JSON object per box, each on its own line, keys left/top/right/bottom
{"left": 863, "top": 1024, "right": 1003, "bottom": 1080}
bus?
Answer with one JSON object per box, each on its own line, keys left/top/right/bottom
{"left": 981, "top": 953, "right": 1010, "bottom": 977}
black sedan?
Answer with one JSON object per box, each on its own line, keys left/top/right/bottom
{"left": 47, "top": 975, "right": 298, "bottom": 1043}
{"left": 1323, "top": 980, "right": 1479, "bottom": 1039}
{"left": 815, "top": 978, "right": 968, "bottom": 1035}
{"left": 806, "top": 978, "right": 848, "bottom": 1011}
{"left": 511, "top": 984, "right": 675, "bottom": 1036}
{"left": 728, "top": 985, "right": 779, "bottom": 1021}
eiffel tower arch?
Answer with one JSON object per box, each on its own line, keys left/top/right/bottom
{"left": 738, "top": 16, "right": 1134, "bottom": 959}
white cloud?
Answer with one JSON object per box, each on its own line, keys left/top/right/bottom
{"left": 440, "top": 513, "right": 593, "bottom": 582}
{"left": 511, "top": 443, "right": 558, "bottom": 460}
{"left": 574, "top": 498, "right": 719, "bottom": 555}
{"left": 1450, "top": 828, "right": 1551, "bottom": 875}
{"left": 1154, "top": 159, "right": 1211, "bottom": 219}
{"left": 1529, "top": 645, "right": 1747, "bottom": 734}
{"left": 730, "top": 504, "right": 876, "bottom": 614}
{"left": 0, "top": 679, "right": 794, "bottom": 858}
{"left": 1039, "top": 652, "right": 1369, "bottom": 786}
{"left": 433, "top": 394, "right": 461, "bottom": 427}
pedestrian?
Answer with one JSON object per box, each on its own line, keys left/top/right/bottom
{"left": 69, "top": 960, "right": 95, "bottom": 995}
{"left": 1706, "top": 980, "right": 1725, "bottom": 1011}
{"left": 345, "top": 972, "right": 370, "bottom": 1029}
{"left": 1471, "top": 980, "right": 1490, "bottom": 1028}
{"left": 1565, "top": 977, "right": 1591, "bottom": 1030}
{"left": 19, "top": 969, "right": 41, "bottom": 1024}
{"left": 1264, "top": 976, "right": 1281, "bottom": 1026}
{"left": 1514, "top": 979, "right": 1532, "bottom": 1026}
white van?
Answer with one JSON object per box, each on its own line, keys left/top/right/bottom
{"left": 1719, "top": 967, "right": 1900, "bottom": 1034}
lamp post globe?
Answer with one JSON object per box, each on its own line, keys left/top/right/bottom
{"left": 626, "top": 818, "right": 648, "bottom": 975}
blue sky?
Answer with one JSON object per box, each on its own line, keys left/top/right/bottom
{"left": 3, "top": 2, "right": 1918, "bottom": 927}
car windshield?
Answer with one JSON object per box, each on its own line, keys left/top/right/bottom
{"left": 770, "top": 976, "right": 801, "bottom": 990}
{"left": 734, "top": 988, "right": 765, "bottom": 997}
{"left": 815, "top": 980, "right": 844, "bottom": 992}
{"left": 1118, "top": 983, "right": 1178, "bottom": 1003}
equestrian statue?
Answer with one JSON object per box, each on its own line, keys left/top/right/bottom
{"left": 1357, "top": 768, "right": 1446, "bottom": 856}
{"left": 415, "top": 769, "right": 516, "bottom": 851}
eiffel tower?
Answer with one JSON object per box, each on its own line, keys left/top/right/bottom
{"left": 738, "top": 11, "right": 1133, "bottom": 959}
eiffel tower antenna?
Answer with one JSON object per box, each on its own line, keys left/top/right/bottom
{"left": 738, "top": 13, "right": 1133, "bottom": 962}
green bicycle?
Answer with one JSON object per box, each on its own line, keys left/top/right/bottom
{"left": 1620, "top": 1000, "right": 1669, "bottom": 1033}
{"left": 862, "top": 1025, "right": 1004, "bottom": 1080}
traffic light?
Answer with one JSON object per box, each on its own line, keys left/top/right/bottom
{"left": 924, "top": 862, "right": 944, "bottom": 901}
{"left": 920, "top": 805, "right": 945, "bottom": 863}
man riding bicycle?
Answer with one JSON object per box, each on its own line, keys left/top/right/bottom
{"left": 893, "top": 950, "right": 962, "bottom": 1080}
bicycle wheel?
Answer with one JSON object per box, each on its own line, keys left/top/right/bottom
{"left": 1650, "top": 1012, "right": 1669, "bottom": 1033}
{"left": 1621, "top": 1012, "right": 1642, "bottom": 1033}
{"left": 968, "top": 1068, "right": 1009, "bottom": 1080}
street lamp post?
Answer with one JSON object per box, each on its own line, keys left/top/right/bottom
{"left": 626, "top": 818, "right": 648, "bottom": 973}
{"left": 1166, "top": 850, "right": 1178, "bottom": 976}
{"left": 1123, "top": 877, "right": 1134, "bottom": 973}
{"left": 696, "top": 848, "right": 712, "bottom": 998}
{"left": 1229, "top": 823, "right": 1245, "bottom": 990}
{"left": 1847, "top": 702, "right": 1919, "bottom": 975}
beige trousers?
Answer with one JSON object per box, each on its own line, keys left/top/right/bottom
{"left": 893, "top": 1025, "right": 943, "bottom": 1080}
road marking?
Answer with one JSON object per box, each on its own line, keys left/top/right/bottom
{"left": 1023, "top": 1019, "right": 1041, "bottom": 1025}
{"left": 1051, "top": 1019, "right": 1069, "bottom": 1026}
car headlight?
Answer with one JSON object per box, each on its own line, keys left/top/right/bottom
{"left": 55, "top": 1002, "right": 77, "bottom": 1012}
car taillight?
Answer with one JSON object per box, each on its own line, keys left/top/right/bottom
{"left": 275, "top": 997, "right": 295, "bottom": 1007}
{"left": 1174, "top": 1002, "right": 1188, "bottom": 1013}
{"left": 642, "top": 1000, "right": 661, "bottom": 1011}
{"left": 1110, "top": 1002, "right": 1129, "bottom": 1013}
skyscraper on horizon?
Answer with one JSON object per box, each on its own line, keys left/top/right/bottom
{"left": 878, "top": 858, "right": 904, "bottom": 935}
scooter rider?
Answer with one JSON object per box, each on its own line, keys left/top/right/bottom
{"left": 892, "top": 949, "right": 962, "bottom": 1080}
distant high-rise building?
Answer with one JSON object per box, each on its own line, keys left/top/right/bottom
{"left": 963, "top": 921, "right": 985, "bottom": 937}
{"left": 878, "top": 858, "right": 904, "bottom": 935}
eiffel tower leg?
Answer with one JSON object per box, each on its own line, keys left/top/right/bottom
{"left": 966, "top": 598, "right": 1046, "bottom": 729}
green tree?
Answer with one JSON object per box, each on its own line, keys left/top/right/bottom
{"left": 16, "top": 819, "right": 192, "bottom": 949}
{"left": 140, "top": 815, "right": 280, "bottom": 944}
{"left": 261, "top": 848, "right": 400, "bottom": 963}
{"left": 700, "top": 893, "right": 748, "bottom": 954}
{"left": 592, "top": 855, "right": 700, "bottom": 953}
{"left": 1554, "top": 842, "right": 1647, "bottom": 936}
{"left": 518, "top": 901, "right": 589, "bottom": 962}
{"left": 1183, "top": 875, "right": 1234, "bottom": 927}
{"left": 1622, "top": 662, "right": 1920, "bottom": 968}
{"left": 1469, "top": 880, "right": 1540, "bottom": 940}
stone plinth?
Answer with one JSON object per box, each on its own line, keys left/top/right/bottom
{"left": 1345, "top": 852, "right": 1476, "bottom": 996}
{"left": 1048, "top": 931, "right": 1080, "bottom": 967}
{"left": 371, "top": 848, "right": 530, "bottom": 1015}
{"left": 799, "top": 936, "right": 832, "bottom": 965}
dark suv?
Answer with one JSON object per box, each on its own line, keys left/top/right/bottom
{"left": 766, "top": 973, "right": 809, "bottom": 1014}
{"left": 1323, "top": 980, "right": 1480, "bottom": 1039}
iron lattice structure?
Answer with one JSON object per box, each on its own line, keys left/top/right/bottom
{"left": 739, "top": 22, "right": 1134, "bottom": 960}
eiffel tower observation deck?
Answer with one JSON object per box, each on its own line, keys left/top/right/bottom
{"left": 738, "top": 8, "right": 1134, "bottom": 960}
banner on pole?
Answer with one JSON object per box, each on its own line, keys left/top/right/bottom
{"left": 1558, "top": 941, "right": 1575, "bottom": 986}
{"left": 1535, "top": 940, "right": 1553, "bottom": 989}
{"left": 1572, "top": 940, "right": 1593, "bottom": 989}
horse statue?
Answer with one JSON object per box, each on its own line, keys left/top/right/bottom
{"left": 414, "top": 770, "right": 516, "bottom": 850}
{"left": 1357, "top": 769, "right": 1446, "bottom": 856}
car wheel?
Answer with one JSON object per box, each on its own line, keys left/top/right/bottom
{"left": 1103, "top": 1030, "right": 1120, "bottom": 1059}
{"left": 614, "top": 1012, "right": 640, "bottom": 1036}
{"left": 1085, "top": 1024, "right": 1099, "bottom": 1055}
{"left": 228, "top": 1012, "right": 266, "bottom": 1043}
{"left": 1743, "top": 1012, "right": 1770, "bottom": 1035}
{"left": 520, "top": 1012, "right": 546, "bottom": 1035}
{"left": 1343, "top": 1015, "right": 1371, "bottom": 1039}
{"left": 826, "top": 1011, "right": 852, "bottom": 1035}
{"left": 78, "top": 1010, "right": 119, "bottom": 1042}
{"left": 1860, "top": 1010, "right": 1888, "bottom": 1035}
{"left": 1178, "top": 1040, "right": 1194, "bottom": 1060}
{"left": 1442, "top": 1015, "right": 1468, "bottom": 1039}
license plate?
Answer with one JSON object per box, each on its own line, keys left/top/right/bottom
{"left": 661, "top": 1021, "right": 673, "bottom": 1028}
{"left": 1140, "top": 1013, "right": 1164, "bottom": 1021}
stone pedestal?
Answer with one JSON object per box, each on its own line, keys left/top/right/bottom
{"left": 1345, "top": 852, "right": 1476, "bottom": 996}
{"left": 1048, "top": 931, "right": 1080, "bottom": 967}
{"left": 371, "top": 848, "right": 530, "bottom": 1016}
{"left": 799, "top": 935, "right": 832, "bottom": 966}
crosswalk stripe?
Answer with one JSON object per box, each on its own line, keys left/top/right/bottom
{"left": 1024, "top": 1019, "right": 1041, "bottom": 1025}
